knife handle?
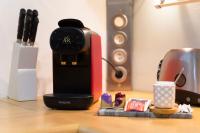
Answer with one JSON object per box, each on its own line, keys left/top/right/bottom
{"left": 32, "top": 10, "right": 38, "bottom": 17}
{"left": 29, "top": 17, "right": 39, "bottom": 45}
{"left": 23, "top": 9, "right": 32, "bottom": 43}
{"left": 17, "top": 8, "right": 26, "bottom": 41}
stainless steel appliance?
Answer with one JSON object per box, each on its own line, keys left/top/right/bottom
{"left": 106, "top": 0, "right": 133, "bottom": 91}
{"left": 158, "top": 48, "right": 200, "bottom": 106}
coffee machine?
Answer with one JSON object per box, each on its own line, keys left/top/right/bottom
{"left": 43, "top": 19, "right": 102, "bottom": 109}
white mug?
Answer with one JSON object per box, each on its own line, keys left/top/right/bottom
{"left": 153, "top": 81, "right": 176, "bottom": 108}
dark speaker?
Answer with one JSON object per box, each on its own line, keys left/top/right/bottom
{"left": 106, "top": 0, "right": 133, "bottom": 91}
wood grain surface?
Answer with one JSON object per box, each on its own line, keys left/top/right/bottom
{"left": 0, "top": 91, "right": 200, "bottom": 133}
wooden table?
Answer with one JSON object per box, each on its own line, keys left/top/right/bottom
{"left": 0, "top": 91, "right": 200, "bottom": 133}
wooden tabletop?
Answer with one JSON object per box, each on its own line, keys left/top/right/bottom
{"left": 0, "top": 91, "right": 200, "bottom": 133}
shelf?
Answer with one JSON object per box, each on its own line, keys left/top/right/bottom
{"left": 155, "top": 0, "right": 200, "bottom": 8}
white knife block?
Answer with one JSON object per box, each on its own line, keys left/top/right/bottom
{"left": 8, "top": 42, "right": 38, "bottom": 101}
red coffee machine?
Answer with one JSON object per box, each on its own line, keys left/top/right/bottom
{"left": 43, "top": 19, "right": 102, "bottom": 109}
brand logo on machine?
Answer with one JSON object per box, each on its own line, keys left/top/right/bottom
{"left": 63, "top": 35, "right": 71, "bottom": 45}
{"left": 58, "top": 101, "right": 71, "bottom": 105}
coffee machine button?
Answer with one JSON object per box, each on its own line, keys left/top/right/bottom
{"left": 61, "top": 61, "right": 67, "bottom": 65}
{"left": 198, "top": 98, "right": 200, "bottom": 103}
{"left": 186, "top": 97, "right": 191, "bottom": 102}
{"left": 72, "top": 62, "right": 77, "bottom": 65}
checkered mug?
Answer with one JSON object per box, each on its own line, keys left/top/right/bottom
{"left": 153, "top": 81, "right": 176, "bottom": 108}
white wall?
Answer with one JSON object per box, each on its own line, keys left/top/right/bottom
{"left": 0, "top": 0, "right": 200, "bottom": 97}
{"left": 133, "top": 0, "right": 200, "bottom": 91}
{"left": 0, "top": 0, "right": 106, "bottom": 97}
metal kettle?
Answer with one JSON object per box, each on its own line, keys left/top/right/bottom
{"left": 157, "top": 48, "right": 200, "bottom": 106}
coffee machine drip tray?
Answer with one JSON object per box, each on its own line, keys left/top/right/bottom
{"left": 43, "top": 94, "right": 93, "bottom": 110}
